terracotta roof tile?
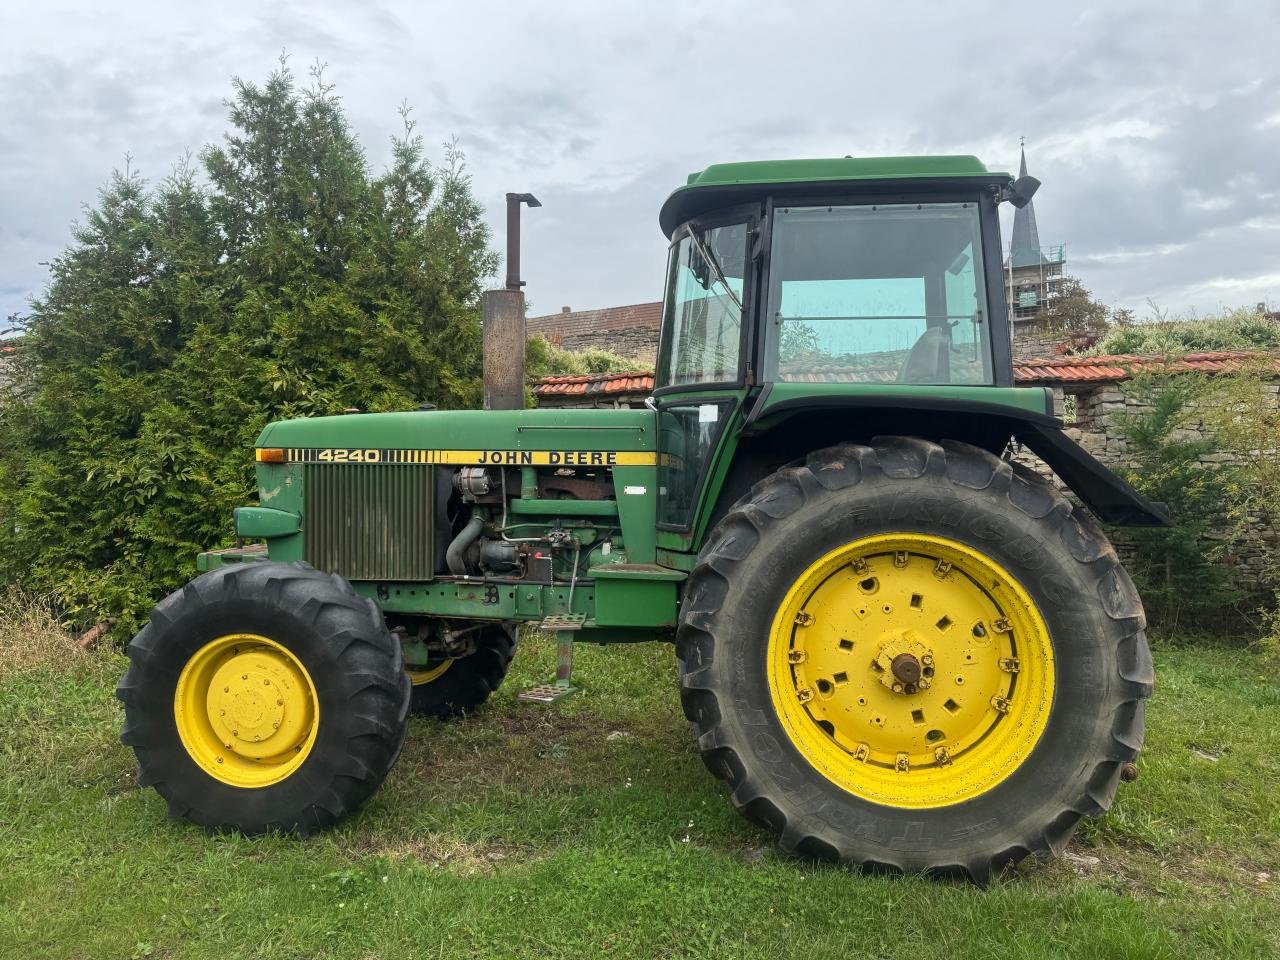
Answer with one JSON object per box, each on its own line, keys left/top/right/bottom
{"left": 532, "top": 350, "right": 1280, "bottom": 397}
{"left": 532, "top": 371, "right": 654, "bottom": 397}
{"left": 1013, "top": 350, "right": 1280, "bottom": 385}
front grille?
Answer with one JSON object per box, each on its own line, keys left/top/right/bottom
{"left": 303, "top": 463, "right": 434, "bottom": 580}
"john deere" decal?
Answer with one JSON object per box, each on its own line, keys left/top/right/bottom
{"left": 272, "top": 448, "right": 658, "bottom": 467}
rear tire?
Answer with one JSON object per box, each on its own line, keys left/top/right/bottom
{"left": 117, "top": 562, "right": 410, "bottom": 835}
{"left": 407, "top": 622, "right": 517, "bottom": 719}
{"left": 676, "top": 438, "right": 1152, "bottom": 881}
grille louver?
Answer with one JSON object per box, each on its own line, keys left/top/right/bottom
{"left": 303, "top": 464, "right": 434, "bottom": 581}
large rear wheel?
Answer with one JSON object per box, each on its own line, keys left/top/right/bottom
{"left": 677, "top": 438, "right": 1152, "bottom": 881}
{"left": 118, "top": 562, "right": 411, "bottom": 834}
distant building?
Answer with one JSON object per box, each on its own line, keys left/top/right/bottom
{"left": 526, "top": 302, "right": 662, "bottom": 365}
{"left": 1004, "top": 143, "right": 1066, "bottom": 326}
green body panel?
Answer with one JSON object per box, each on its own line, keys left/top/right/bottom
{"left": 682, "top": 155, "right": 1003, "bottom": 189}
{"left": 222, "top": 406, "right": 672, "bottom": 634}
{"left": 232, "top": 506, "right": 301, "bottom": 538}
{"left": 257, "top": 407, "right": 656, "bottom": 452}
{"left": 752, "top": 382, "right": 1055, "bottom": 423}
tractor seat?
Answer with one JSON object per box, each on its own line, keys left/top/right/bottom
{"left": 897, "top": 326, "right": 949, "bottom": 384}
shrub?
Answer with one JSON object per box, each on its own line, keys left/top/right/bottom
{"left": 525, "top": 336, "right": 640, "bottom": 380}
{"left": 1092, "top": 307, "right": 1280, "bottom": 356}
{"left": 1110, "top": 366, "right": 1242, "bottom": 627}
{"left": 1195, "top": 361, "right": 1280, "bottom": 655}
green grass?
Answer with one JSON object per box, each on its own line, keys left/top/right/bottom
{"left": 1, "top": 631, "right": 1277, "bottom": 960}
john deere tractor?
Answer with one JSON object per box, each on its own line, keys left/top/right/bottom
{"left": 119, "top": 155, "right": 1162, "bottom": 880}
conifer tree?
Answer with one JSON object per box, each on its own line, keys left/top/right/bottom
{"left": 0, "top": 60, "right": 496, "bottom": 630}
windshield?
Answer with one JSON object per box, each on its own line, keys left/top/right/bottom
{"left": 763, "top": 203, "right": 993, "bottom": 385}
{"left": 656, "top": 221, "right": 748, "bottom": 387}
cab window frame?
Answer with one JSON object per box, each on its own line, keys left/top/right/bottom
{"left": 653, "top": 203, "right": 760, "bottom": 398}
{"left": 754, "top": 189, "right": 1013, "bottom": 389}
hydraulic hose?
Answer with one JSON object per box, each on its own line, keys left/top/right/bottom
{"left": 446, "top": 516, "right": 484, "bottom": 575}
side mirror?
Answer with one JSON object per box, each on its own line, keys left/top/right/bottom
{"left": 1007, "top": 175, "right": 1041, "bottom": 209}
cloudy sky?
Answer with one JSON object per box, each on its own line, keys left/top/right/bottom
{"left": 2, "top": 1, "right": 1278, "bottom": 328}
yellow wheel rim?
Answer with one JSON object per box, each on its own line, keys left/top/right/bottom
{"left": 767, "top": 533, "right": 1055, "bottom": 809}
{"left": 407, "top": 659, "right": 453, "bottom": 686}
{"left": 174, "top": 633, "right": 319, "bottom": 788}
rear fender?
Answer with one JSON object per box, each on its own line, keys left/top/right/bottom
{"left": 738, "top": 394, "right": 1169, "bottom": 527}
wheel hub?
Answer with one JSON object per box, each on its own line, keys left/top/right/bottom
{"left": 206, "top": 650, "right": 310, "bottom": 760}
{"left": 174, "top": 634, "right": 319, "bottom": 787}
{"left": 872, "top": 634, "right": 934, "bottom": 694}
{"left": 767, "top": 534, "right": 1055, "bottom": 808}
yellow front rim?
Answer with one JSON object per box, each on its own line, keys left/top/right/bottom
{"left": 407, "top": 659, "right": 453, "bottom": 686}
{"left": 174, "top": 634, "right": 319, "bottom": 788}
{"left": 767, "top": 534, "right": 1055, "bottom": 809}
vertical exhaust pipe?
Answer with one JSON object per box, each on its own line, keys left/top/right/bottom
{"left": 482, "top": 192, "right": 541, "bottom": 411}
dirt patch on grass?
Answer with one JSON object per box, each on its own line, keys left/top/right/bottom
{"left": 344, "top": 832, "right": 544, "bottom": 875}
{"left": 0, "top": 589, "right": 85, "bottom": 674}
{"left": 1034, "top": 840, "right": 1280, "bottom": 905}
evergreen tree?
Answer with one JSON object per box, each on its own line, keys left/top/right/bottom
{"left": 0, "top": 61, "right": 495, "bottom": 631}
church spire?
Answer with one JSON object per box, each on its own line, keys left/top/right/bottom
{"left": 1009, "top": 141, "right": 1044, "bottom": 268}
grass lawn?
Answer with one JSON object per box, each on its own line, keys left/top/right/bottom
{"left": 1, "top": 624, "right": 1277, "bottom": 960}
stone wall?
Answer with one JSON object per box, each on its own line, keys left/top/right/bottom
{"left": 1015, "top": 377, "right": 1279, "bottom": 585}
{"left": 1011, "top": 327, "right": 1100, "bottom": 361}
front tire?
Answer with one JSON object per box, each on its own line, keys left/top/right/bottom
{"left": 117, "top": 562, "right": 411, "bottom": 835}
{"left": 677, "top": 438, "right": 1152, "bottom": 881}
{"left": 406, "top": 622, "right": 517, "bottom": 719}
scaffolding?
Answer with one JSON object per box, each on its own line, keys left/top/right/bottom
{"left": 1005, "top": 243, "right": 1066, "bottom": 324}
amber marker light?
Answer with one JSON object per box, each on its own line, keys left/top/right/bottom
{"left": 255, "top": 448, "right": 286, "bottom": 463}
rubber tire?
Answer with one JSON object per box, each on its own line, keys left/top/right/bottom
{"left": 408, "top": 622, "right": 517, "bottom": 719}
{"left": 117, "top": 562, "right": 411, "bottom": 835}
{"left": 676, "top": 437, "right": 1153, "bottom": 882}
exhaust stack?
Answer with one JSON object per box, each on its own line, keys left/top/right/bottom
{"left": 482, "top": 192, "right": 540, "bottom": 411}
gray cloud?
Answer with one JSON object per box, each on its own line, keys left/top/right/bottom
{"left": 1, "top": 0, "right": 1278, "bottom": 326}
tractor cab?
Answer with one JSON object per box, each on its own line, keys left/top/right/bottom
{"left": 656, "top": 157, "right": 1012, "bottom": 393}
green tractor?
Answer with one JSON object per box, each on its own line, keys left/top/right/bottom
{"left": 119, "top": 155, "right": 1162, "bottom": 880}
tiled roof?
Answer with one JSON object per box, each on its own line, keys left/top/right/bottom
{"left": 532, "top": 371, "right": 655, "bottom": 398}
{"left": 532, "top": 350, "right": 1280, "bottom": 397}
{"left": 1013, "top": 350, "right": 1280, "bottom": 385}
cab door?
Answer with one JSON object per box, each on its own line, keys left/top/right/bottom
{"left": 653, "top": 206, "right": 760, "bottom": 550}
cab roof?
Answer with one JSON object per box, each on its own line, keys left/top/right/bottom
{"left": 659, "top": 155, "right": 1011, "bottom": 237}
